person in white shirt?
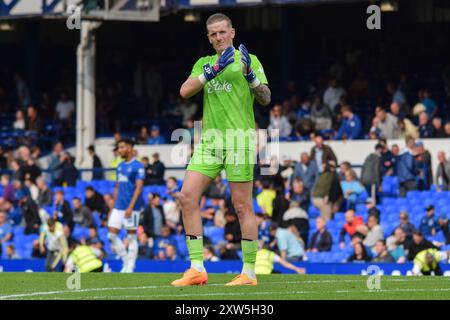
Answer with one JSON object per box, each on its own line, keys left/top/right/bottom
{"left": 323, "top": 77, "right": 346, "bottom": 113}
{"left": 55, "top": 92, "right": 75, "bottom": 122}
{"left": 13, "top": 110, "right": 25, "bottom": 130}
{"left": 268, "top": 104, "right": 292, "bottom": 138}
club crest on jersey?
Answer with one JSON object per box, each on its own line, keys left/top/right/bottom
{"left": 207, "top": 79, "right": 232, "bottom": 93}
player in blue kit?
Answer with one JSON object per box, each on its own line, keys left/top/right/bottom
{"left": 107, "top": 139, "right": 145, "bottom": 273}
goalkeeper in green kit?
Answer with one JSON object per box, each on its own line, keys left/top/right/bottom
{"left": 171, "top": 13, "right": 271, "bottom": 286}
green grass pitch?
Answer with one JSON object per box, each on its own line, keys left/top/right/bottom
{"left": 0, "top": 273, "right": 449, "bottom": 300}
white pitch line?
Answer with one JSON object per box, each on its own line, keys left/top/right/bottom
{"left": 53, "top": 288, "right": 450, "bottom": 300}
{"left": 0, "top": 278, "right": 448, "bottom": 300}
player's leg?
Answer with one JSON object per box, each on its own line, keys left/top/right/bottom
{"left": 226, "top": 181, "right": 258, "bottom": 286}
{"left": 123, "top": 211, "right": 140, "bottom": 273}
{"left": 223, "top": 148, "right": 258, "bottom": 285}
{"left": 171, "top": 170, "right": 213, "bottom": 286}
{"left": 107, "top": 209, "right": 128, "bottom": 271}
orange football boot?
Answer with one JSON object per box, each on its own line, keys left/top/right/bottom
{"left": 171, "top": 268, "right": 208, "bottom": 287}
{"left": 225, "top": 274, "right": 257, "bottom": 286}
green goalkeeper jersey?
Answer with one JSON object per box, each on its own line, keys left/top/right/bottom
{"left": 190, "top": 49, "right": 268, "bottom": 148}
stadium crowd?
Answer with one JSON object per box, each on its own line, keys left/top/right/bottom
{"left": 0, "top": 131, "right": 449, "bottom": 272}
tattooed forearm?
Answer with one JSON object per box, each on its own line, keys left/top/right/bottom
{"left": 252, "top": 84, "right": 271, "bottom": 106}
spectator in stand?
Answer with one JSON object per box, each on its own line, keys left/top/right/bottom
{"left": 310, "top": 95, "right": 333, "bottom": 130}
{"left": 296, "top": 97, "right": 311, "bottom": 119}
{"left": 444, "top": 123, "right": 450, "bottom": 138}
{"left": 360, "top": 143, "right": 382, "bottom": 199}
{"left": 14, "top": 73, "right": 31, "bottom": 108}
{"left": 282, "top": 201, "right": 309, "bottom": 245}
{"left": 308, "top": 216, "right": 332, "bottom": 252}
{"left": 341, "top": 169, "right": 365, "bottom": 210}
{"left": 18, "top": 191, "right": 41, "bottom": 234}
{"left": 288, "top": 179, "right": 310, "bottom": 212}
{"left": 57, "top": 152, "right": 78, "bottom": 186}
{"left": 224, "top": 211, "right": 242, "bottom": 246}
{"left": 0, "top": 211, "right": 13, "bottom": 256}
{"left": 347, "top": 241, "right": 371, "bottom": 262}
{"left": 397, "top": 211, "right": 416, "bottom": 238}
{"left": 418, "top": 112, "right": 435, "bottom": 138}
{"left": 0, "top": 175, "right": 14, "bottom": 203}
{"left": 431, "top": 117, "right": 446, "bottom": 138}
{"left": 421, "top": 89, "right": 438, "bottom": 117}
{"left": 55, "top": 92, "right": 75, "bottom": 127}
{"left": 375, "top": 106, "right": 400, "bottom": 139}
{"left": 87, "top": 145, "right": 104, "bottom": 180}
{"left": 338, "top": 161, "right": 352, "bottom": 181}
{"left": 140, "top": 193, "right": 166, "bottom": 239}
{"left": 144, "top": 153, "right": 166, "bottom": 186}
{"left": 53, "top": 190, "right": 74, "bottom": 233}
{"left": 407, "top": 230, "right": 439, "bottom": 261}
{"left": 72, "top": 197, "right": 94, "bottom": 228}
{"left": 334, "top": 106, "right": 362, "bottom": 140}
{"left": 387, "top": 82, "right": 407, "bottom": 107}
{"left": 13, "top": 109, "right": 25, "bottom": 130}
{"left": 396, "top": 137, "right": 417, "bottom": 197}
{"left": 359, "top": 215, "right": 384, "bottom": 250}
{"left": 339, "top": 209, "right": 365, "bottom": 248}
{"left": 153, "top": 226, "right": 177, "bottom": 260}
{"left": 419, "top": 205, "right": 439, "bottom": 238}
{"left": 379, "top": 140, "right": 394, "bottom": 176}
{"left": 323, "top": 77, "right": 346, "bottom": 113}
{"left": 435, "top": 151, "right": 450, "bottom": 191}
{"left": 25, "top": 105, "right": 43, "bottom": 133}
{"left": 256, "top": 179, "right": 276, "bottom": 218}
{"left": 204, "top": 175, "right": 226, "bottom": 200}
{"left": 48, "top": 142, "right": 64, "bottom": 186}
{"left": 85, "top": 186, "right": 106, "bottom": 215}
{"left": 372, "top": 240, "right": 395, "bottom": 262}
{"left": 386, "top": 227, "right": 409, "bottom": 263}
{"left": 365, "top": 199, "right": 381, "bottom": 219}
{"left": 203, "top": 245, "right": 220, "bottom": 262}
{"left": 397, "top": 118, "right": 419, "bottom": 140}
{"left": 268, "top": 104, "right": 292, "bottom": 138}
{"left": 414, "top": 141, "right": 432, "bottom": 190}
{"left": 136, "top": 126, "right": 150, "bottom": 145}
{"left": 148, "top": 125, "right": 166, "bottom": 145}
{"left": 5, "top": 244, "right": 20, "bottom": 259}
{"left": 269, "top": 223, "right": 304, "bottom": 261}
{"left": 312, "top": 160, "right": 343, "bottom": 221}
{"left": 438, "top": 214, "right": 449, "bottom": 245}
{"left": 390, "top": 102, "right": 406, "bottom": 120}
{"left": 310, "top": 135, "right": 338, "bottom": 173}
{"left": 293, "top": 152, "right": 319, "bottom": 191}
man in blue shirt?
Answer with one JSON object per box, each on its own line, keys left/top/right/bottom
{"left": 107, "top": 139, "right": 145, "bottom": 273}
{"left": 269, "top": 223, "right": 304, "bottom": 261}
{"left": 419, "top": 205, "right": 440, "bottom": 238}
{"left": 334, "top": 106, "right": 362, "bottom": 140}
{"left": 292, "top": 152, "right": 319, "bottom": 191}
{"left": 148, "top": 125, "right": 166, "bottom": 145}
{"left": 0, "top": 211, "right": 13, "bottom": 256}
{"left": 153, "top": 226, "right": 177, "bottom": 259}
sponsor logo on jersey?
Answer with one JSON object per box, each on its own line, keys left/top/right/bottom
{"left": 207, "top": 79, "right": 232, "bottom": 93}
{"left": 118, "top": 173, "right": 129, "bottom": 182}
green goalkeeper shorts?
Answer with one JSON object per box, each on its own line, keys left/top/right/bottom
{"left": 187, "top": 142, "right": 255, "bottom": 182}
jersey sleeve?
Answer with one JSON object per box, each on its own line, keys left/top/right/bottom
{"left": 136, "top": 164, "right": 145, "bottom": 181}
{"left": 190, "top": 57, "right": 206, "bottom": 78}
{"left": 251, "top": 55, "right": 268, "bottom": 85}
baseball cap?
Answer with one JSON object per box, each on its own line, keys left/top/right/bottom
{"left": 151, "top": 125, "right": 160, "bottom": 131}
{"left": 415, "top": 141, "right": 424, "bottom": 148}
{"left": 439, "top": 213, "right": 448, "bottom": 220}
{"left": 426, "top": 204, "right": 434, "bottom": 211}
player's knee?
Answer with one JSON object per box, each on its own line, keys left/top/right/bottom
{"left": 178, "top": 190, "right": 195, "bottom": 209}
{"left": 234, "top": 202, "right": 252, "bottom": 218}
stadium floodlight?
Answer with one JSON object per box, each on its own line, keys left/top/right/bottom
{"left": 381, "top": 0, "right": 398, "bottom": 12}
{"left": 184, "top": 11, "right": 201, "bottom": 23}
